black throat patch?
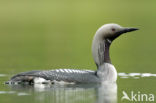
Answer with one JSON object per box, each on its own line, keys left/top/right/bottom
{"left": 97, "top": 39, "right": 111, "bottom": 67}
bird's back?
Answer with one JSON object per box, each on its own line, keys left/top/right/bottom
{"left": 6, "top": 69, "right": 100, "bottom": 84}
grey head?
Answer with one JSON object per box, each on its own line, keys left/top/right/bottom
{"left": 92, "top": 23, "right": 138, "bottom": 68}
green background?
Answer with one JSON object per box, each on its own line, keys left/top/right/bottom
{"left": 0, "top": 0, "right": 155, "bottom": 74}
{"left": 0, "top": 0, "right": 156, "bottom": 103}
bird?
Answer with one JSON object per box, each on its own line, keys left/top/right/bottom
{"left": 6, "top": 23, "right": 138, "bottom": 85}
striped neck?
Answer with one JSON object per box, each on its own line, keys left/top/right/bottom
{"left": 103, "top": 39, "right": 111, "bottom": 64}
{"left": 92, "top": 38, "right": 112, "bottom": 68}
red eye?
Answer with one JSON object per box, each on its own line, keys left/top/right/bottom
{"left": 112, "top": 28, "right": 115, "bottom": 31}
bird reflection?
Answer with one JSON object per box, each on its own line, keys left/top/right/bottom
{"left": 8, "top": 83, "right": 117, "bottom": 103}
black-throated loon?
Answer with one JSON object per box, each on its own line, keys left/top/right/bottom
{"left": 6, "top": 23, "right": 138, "bottom": 84}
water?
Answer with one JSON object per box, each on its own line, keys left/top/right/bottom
{"left": 0, "top": 73, "right": 155, "bottom": 103}
{"left": 0, "top": 0, "right": 156, "bottom": 103}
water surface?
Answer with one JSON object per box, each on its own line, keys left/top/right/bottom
{"left": 0, "top": 0, "right": 156, "bottom": 103}
{"left": 0, "top": 73, "right": 155, "bottom": 103}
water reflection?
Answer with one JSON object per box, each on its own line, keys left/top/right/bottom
{"left": 118, "top": 72, "right": 156, "bottom": 78}
{"left": 8, "top": 82, "right": 117, "bottom": 103}
{"left": 4, "top": 72, "right": 156, "bottom": 103}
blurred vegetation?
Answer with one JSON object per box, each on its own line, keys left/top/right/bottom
{"left": 0, "top": 0, "right": 156, "bottom": 74}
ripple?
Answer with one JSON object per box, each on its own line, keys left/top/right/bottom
{"left": 0, "top": 91, "right": 15, "bottom": 94}
{"left": 0, "top": 74, "right": 7, "bottom": 77}
{"left": 17, "top": 92, "right": 30, "bottom": 96}
{"left": 0, "top": 91, "right": 30, "bottom": 96}
{"left": 118, "top": 72, "right": 156, "bottom": 78}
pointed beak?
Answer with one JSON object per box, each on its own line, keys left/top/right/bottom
{"left": 108, "top": 27, "right": 139, "bottom": 41}
{"left": 122, "top": 28, "right": 139, "bottom": 33}
{"left": 116, "top": 27, "right": 139, "bottom": 36}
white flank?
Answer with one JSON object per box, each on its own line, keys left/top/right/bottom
{"left": 52, "top": 80, "right": 75, "bottom": 85}
{"left": 34, "top": 77, "right": 49, "bottom": 84}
